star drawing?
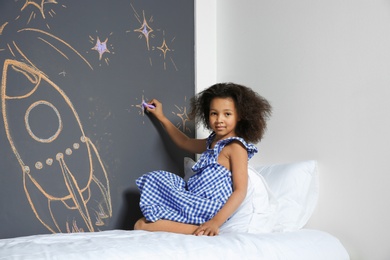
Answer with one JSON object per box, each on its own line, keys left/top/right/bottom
{"left": 157, "top": 38, "right": 170, "bottom": 59}
{"left": 134, "top": 11, "right": 154, "bottom": 50}
{"left": 21, "top": 0, "right": 58, "bottom": 19}
{"left": 92, "top": 37, "right": 110, "bottom": 60}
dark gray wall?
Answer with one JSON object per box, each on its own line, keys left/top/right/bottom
{"left": 0, "top": 0, "right": 194, "bottom": 238}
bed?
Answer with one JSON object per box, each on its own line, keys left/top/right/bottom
{"left": 0, "top": 160, "right": 350, "bottom": 259}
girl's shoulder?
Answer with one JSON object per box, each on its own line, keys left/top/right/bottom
{"left": 208, "top": 133, "right": 258, "bottom": 159}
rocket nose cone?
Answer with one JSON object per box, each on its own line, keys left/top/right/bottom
{"left": 2, "top": 59, "right": 40, "bottom": 99}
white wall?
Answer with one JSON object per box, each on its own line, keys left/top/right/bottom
{"left": 195, "top": 0, "right": 217, "bottom": 139}
{"left": 197, "top": 1, "right": 390, "bottom": 259}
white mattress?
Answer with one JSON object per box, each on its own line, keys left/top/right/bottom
{"left": 0, "top": 229, "right": 349, "bottom": 260}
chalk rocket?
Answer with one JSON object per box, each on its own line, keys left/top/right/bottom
{"left": 1, "top": 59, "right": 112, "bottom": 233}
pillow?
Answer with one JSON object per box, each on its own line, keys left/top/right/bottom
{"left": 183, "top": 158, "right": 319, "bottom": 233}
{"left": 254, "top": 160, "right": 319, "bottom": 232}
{"left": 219, "top": 165, "right": 278, "bottom": 234}
{"left": 183, "top": 157, "right": 196, "bottom": 181}
{"left": 184, "top": 157, "right": 277, "bottom": 234}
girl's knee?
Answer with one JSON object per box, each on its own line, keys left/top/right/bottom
{"left": 134, "top": 217, "right": 146, "bottom": 230}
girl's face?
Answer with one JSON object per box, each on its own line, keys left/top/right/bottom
{"left": 209, "top": 97, "right": 240, "bottom": 140}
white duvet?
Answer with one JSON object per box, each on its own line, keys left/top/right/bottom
{"left": 0, "top": 229, "right": 349, "bottom": 260}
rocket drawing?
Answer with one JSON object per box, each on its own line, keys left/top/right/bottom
{"left": 1, "top": 59, "right": 112, "bottom": 233}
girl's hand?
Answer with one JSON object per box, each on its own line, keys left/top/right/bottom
{"left": 193, "top": 220, "right": 220, "bottom": 236}
{"left": 145, "top": 99, "right": 165, "bottom": 121}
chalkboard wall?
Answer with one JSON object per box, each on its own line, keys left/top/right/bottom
{"left": 0, "top": 0, "right": 195, "bottom": 238}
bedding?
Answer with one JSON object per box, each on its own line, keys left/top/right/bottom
{"left": 0, "top": 229, "right": 349, "bottom": 260}
{"left": 186, "top": 158, "right": 319, "bottom": 233}
{"left": 254, "top": 160, "right": 319, "bottom": 232}
{"left": 0, "top": 160, "right": 350, "bottom": 259}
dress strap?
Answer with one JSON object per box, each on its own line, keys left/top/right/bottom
{"left": 192, "top": 134, "right": 258, "bottom": 172}
{"left": 212, "top": 136, "right": 258, "bottom": 160}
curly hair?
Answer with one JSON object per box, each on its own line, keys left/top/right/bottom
{"left": 189, "top": 82, "right": 272, "bottom": 143}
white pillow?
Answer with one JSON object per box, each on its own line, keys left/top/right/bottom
{"left": 183, "top": 158, "right": 319, "bottom": 233}
{"left": 219, "top": 165, "right": 277, "bottom": 234}
{"left": 183, "top": 157, "right": 196, "bottom": 181}
{"left": 255, "top": 160, "right": 319, "bottom": 232}
{"left": 184, "top": 157, "right": 277, "bottom": 234}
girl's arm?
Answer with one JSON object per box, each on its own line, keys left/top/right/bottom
{"left": 193, "top": 141, "right": 249, "bottom": 236}
{"left": 145, "top": 99, "right": 207, "bottom": 154}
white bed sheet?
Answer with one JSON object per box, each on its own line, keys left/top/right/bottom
{"left": 0, "top": 229, "right": 349, "bottom": 260}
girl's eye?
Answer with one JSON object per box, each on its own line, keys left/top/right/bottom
{"left": 225, "top": 113, "right": 231, "bottom": 116}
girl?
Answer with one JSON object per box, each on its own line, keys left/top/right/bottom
{"left": 134, "top": 83, "right": 271, "bottom": 236}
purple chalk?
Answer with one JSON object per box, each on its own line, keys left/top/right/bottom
{"left": 142, "top": 101, "right": 155, "bottom": 109}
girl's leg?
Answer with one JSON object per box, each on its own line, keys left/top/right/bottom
{"left": 134, "top": 217, "right": 198, "bottom": 235}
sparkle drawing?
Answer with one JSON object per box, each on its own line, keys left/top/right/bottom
{"left": 172, "top": 96, "right": 191, "bottom": 133}
{"left": 157, "top": 38, "right": 170, "bottom": 59}
{"left": 131, "top": 93, "right": 190, "bottom": 131}
{"left": 129, "top": 3, "right": 178, "bottom": 71}
{"left": 89, "top": 33, "right": 114, "bottom": 66}
{"left": 130, "top": 92, "right": 150, "bottom": 124}
{"left": 155, "top": 31, "right": 177, "bottom": 71}
{"left": 21, "top": 0, "right": 59, "bottom": 19}
{"left": 132, "top": 7, "right": 154, "bottom": 51}
{"left": 19, "top": 0, "right": 65, "bottom": 30}
{"left": 92, "top": 37, "right": 110, "bottom": 60}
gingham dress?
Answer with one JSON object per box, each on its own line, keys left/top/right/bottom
{"left": 135, "top": 133, "right": 258, "bottom": 225}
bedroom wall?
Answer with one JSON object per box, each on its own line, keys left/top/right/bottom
{"left": 196, "top": 1, "right": 390, "bottom": 259}
{"left": 195, "top": 0, "right": 216, "bottom": 141}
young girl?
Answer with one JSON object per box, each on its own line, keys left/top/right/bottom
{"left": 134, "top": 83, "right": 271, "bottom": 236}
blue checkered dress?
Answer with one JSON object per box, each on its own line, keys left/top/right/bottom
{"left": 135, "top": 133, "right": 258, "bottom": 225}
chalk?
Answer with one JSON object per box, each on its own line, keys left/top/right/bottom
{"left": 142, "top": 101, "right": 155, "bottom": 110}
